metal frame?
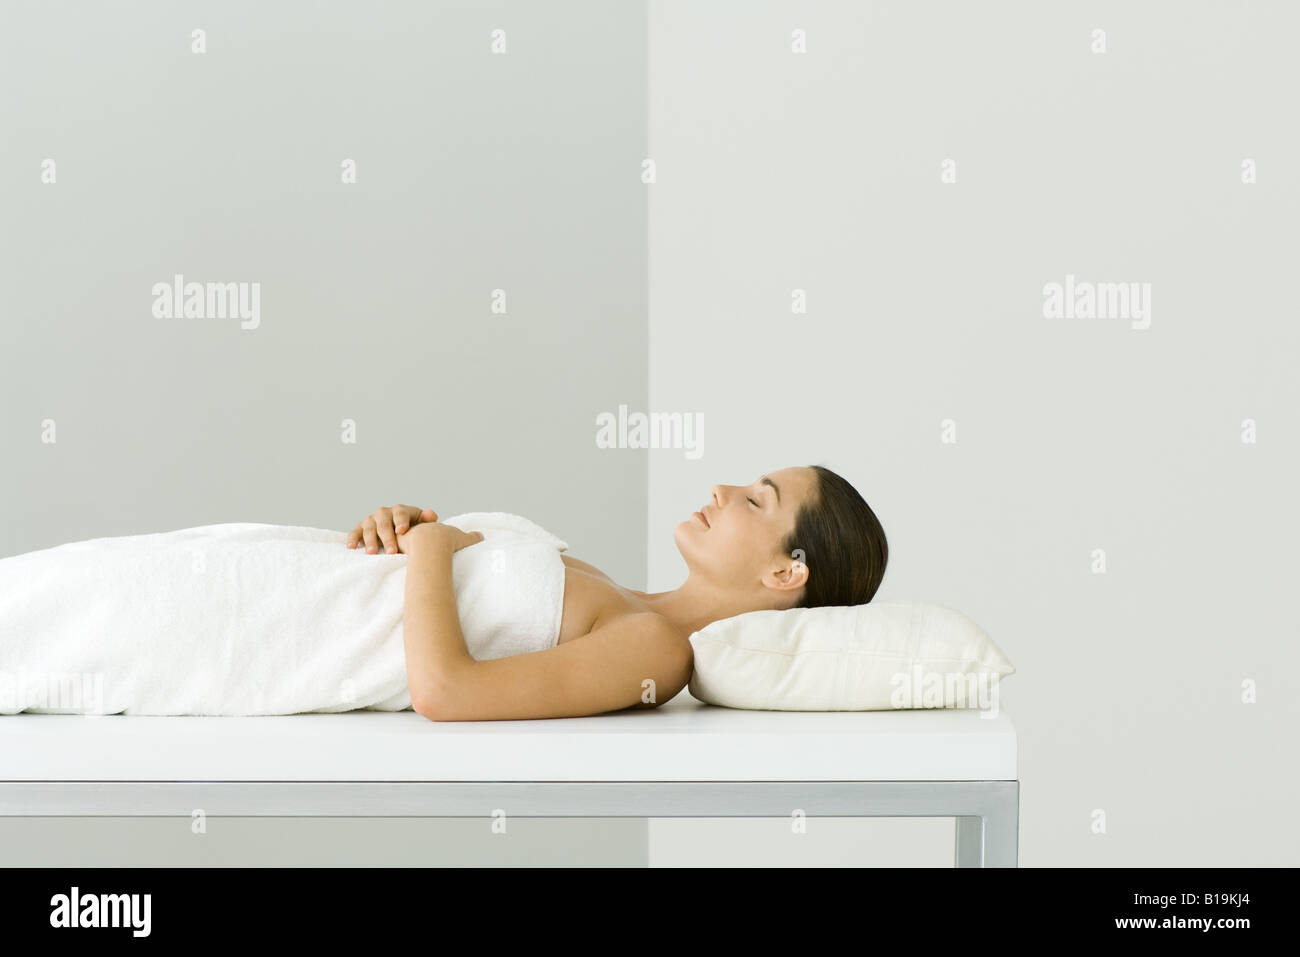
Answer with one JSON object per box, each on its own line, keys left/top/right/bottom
{"left": 0, "top": 779, "right": 1019, "bottom": 866}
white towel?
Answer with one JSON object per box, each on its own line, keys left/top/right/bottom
{"left": 0, "top": 512, "right": 568, "bottom": 716}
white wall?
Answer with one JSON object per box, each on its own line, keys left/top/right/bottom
{"left": 647, "top": 0, "right": 1300, "bottom": 866}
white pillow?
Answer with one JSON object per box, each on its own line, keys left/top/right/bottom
{"left": 687, "top": 601, "right": 1015, "bottom": 711}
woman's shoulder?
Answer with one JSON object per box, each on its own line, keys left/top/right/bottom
{"left": 559, "top": 553, "right": 615, "bottom": 582}
{"left": 557, "top": 555, "right": 692, "bottom": 647}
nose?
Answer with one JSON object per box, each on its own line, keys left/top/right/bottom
{"left": 710, "top": 485, "right": 725, "bottom": 507}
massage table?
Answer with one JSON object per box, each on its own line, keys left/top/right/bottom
{"left": 0, "top": 690, "right": 1019, "bottom": 866}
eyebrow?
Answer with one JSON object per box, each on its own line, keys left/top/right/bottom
{"left": 760, "top": 475, "right": 781, "bottom": 505}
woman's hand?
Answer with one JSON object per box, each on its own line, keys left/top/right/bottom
{"left": 347, "top": 504, "right": 438, "bottom": 554}
{"left": 396, "top": 522, "right": 484, "bottom": 557}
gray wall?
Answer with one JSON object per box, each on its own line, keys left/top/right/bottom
{"left": 0, "top": 0, "right": 648, "bottom": 865}
{"left": 0, "top": 0, "right": 648, "bottom": 589}
{"left": 0, "top": 817, "right": 646, "bottom": 867}
{"left": 647, "top": 0, "right": 1299, "bottom": 865}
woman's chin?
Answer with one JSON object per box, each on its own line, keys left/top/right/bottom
{"left": 672, "top": 520, "right": 698, "bottom": 553}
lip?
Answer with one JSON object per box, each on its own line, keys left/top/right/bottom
{"left": 694, "top": 509, "right": 710, "bottom": 528}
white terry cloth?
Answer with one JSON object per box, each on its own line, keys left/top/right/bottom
{"left": 0, "top": 512, "right": 568, "bottom": 716}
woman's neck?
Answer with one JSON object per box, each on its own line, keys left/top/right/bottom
{"left": 626, "top": 577, "right": 766, "bottom": 638}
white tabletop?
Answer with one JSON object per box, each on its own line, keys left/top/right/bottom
{"left": 0, "top": 690, "right": 1017, "bottom": 782}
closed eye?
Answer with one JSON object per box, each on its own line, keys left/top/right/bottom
{"left": 747, "top": 497, "right": 758, "bottom": 507}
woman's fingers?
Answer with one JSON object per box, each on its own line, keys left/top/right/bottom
{"left": 393, "top": 505, "right": 417, "bottom": 535}
{"left": 373, "top": 508, "right": 399, "bottom": 554}
{"left": 347, "top": 505, "right": 437, "bottom": 552}
{"left": 396, "top": 505, "right": 437, "bottom": 534}
{"left": 362, "top": 514, "right": 388, "bottom": 554}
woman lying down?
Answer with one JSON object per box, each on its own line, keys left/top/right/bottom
{"left": 0, "top": 465, "right": 887, "bottom": 720}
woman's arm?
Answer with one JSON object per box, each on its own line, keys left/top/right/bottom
{"left": 415, "top": 612, "right": 694, "bottom": 721}
{"left": 400, "top": 525, "right": 693, "bottom": 721}
{"left": 400, "top": 523, "right": 482, "bottom": 684}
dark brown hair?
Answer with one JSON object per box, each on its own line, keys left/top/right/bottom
{"left": 780, "top": 465, "right": 888, "bottom": 608}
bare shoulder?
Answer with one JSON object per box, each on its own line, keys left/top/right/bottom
{"left": 598, "top": 609, "right": 693, "bottom": 707}
{"left": 556, "top": 555, "right": 694, "bottom": 708}
{"left": 560, "top": 553, "right": 616, "bottom": 581}
{"left": 591, "top": 606, "right": 691, "bottom": 647}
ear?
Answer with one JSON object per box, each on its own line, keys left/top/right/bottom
{"left": 762, "top": 555, "right": 809, "bottom": 595}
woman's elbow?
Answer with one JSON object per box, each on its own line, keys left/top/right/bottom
{"left": 413, "top": 696, "right": 461, "bottom": 722}
{"left": 410, "top": 680, "right": 458, "bottom": 721}
{"left": 410, "top": 660, "right": 478, "bottom": 720}
{"left": 411, "top": 695, "right": 437, "bottom": 721}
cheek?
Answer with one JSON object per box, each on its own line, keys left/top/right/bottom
{"left": 710, "top": 521, "right": 759, "bottom": 571}
{"left": 678, "top": 516, "right": 759, "bottom": 575}
{"left": 722, "top": 513, "right": 758, "bottom": 546}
